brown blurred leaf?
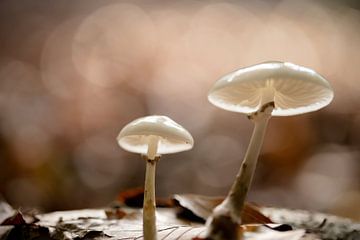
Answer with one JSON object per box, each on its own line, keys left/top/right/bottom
{"left": 117, "top": 187, "right": 174, "bottom": 208}
{"left": 117, "top": 187, "right": 144, "bottom": 207}
{"left": 173, "top": 194, "right": 272, "bottom": 224}
{"left": 105, "top": 207, "right": 127, "bottom": 220}
{"left": 1, "top": 211, "right": 26, "bottom": 226}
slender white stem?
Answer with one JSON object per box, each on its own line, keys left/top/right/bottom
{"left": 143, "top": 158, "right": 158, "bottom": 240}
{"left": 143, "top": 136, "right": 159, "bottom": 240}
{"left": 260, "top": 86, "right": 275, "bottom": 107}
{"left": 206, "top": 102, "right": 274, "bottom": 240}
{"left": 147, "top": 136, "right": 159, "bottom": 160}
{"left": 226, "top": 109, "right": 271, "bottom": 221}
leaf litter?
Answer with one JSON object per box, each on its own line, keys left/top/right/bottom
{"left": 0, "top": 190, "right": 359, "bottom": 240}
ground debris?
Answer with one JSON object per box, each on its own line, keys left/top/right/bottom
{"left": 1, "top": 197, "right": 359, "bottom": 240}
{"left": 261, "top": 207, "right": 360, "bottom": 240}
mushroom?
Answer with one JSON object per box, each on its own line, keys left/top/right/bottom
{"left": 117, "top": 115, "right": 194, "bottom": 240}
{"left": 205, "top": 61, "right": 334, "bottom": 239}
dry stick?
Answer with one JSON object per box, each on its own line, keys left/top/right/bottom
{"left": 206, "top": 102, "right": 275, "bottom": 240}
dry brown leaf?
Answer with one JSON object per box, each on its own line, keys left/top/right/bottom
{"left": 117, "top": 187, "right": 145, "bottom": 207}
{"left": 173, "top": 194, "right": 272, "bottom": 224}
{"left": 117, "top": 187, "right": 175, "bottom": 208}
{"left": 1, "top": 211, "right": 26, "bottom": 226}
{"left": 105, "top": 207, "right": 127, "bottom": 220}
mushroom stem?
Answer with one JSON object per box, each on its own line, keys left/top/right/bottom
{"left": 147, "top": 135, "right": 159, "bottom": 160}
{"left": 143, "top": 136, "right": 159, "bottom": 240}
{"left": 260, "top": 86, "right": 275, "bottom": 107}
{"left": 206, "top": 102, "right": 274, "bottom": 240}
{"left": 143, "top": 157, "right": 158, "bottom": 240}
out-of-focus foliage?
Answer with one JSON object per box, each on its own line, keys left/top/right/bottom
{"left": 0, "top": 0, "right": 359, "bottom": 220}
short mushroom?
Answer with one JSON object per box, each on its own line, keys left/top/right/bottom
{"left": 206, "top": 61, "right": 334, "bottom": 239}
{"left": 117, "top": 115, "right": 194, "bottom": 240}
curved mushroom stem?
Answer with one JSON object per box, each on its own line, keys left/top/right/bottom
{"left": 143, "top": 136, "right": 159, "bottom": 240}
{"left": 205, "top": 102, "right": 274, "bottom": 240}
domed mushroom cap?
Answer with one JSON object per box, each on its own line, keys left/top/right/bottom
{"left": 208, "top": 61, "right": 334, "bottom": 116}
{"left": 117, "top": 115, "right": 194, "bottom": 155}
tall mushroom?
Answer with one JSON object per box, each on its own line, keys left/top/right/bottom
{"left": 206, "top": 61, "right": 334, "bottom": 239}
{"left": 117, "top": 115, "right": 194, "bottom": 240}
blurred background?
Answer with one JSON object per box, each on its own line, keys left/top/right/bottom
{"left": 0, "top": 0, "right": 359, "bottom": 220}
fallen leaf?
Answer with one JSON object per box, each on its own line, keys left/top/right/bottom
{"left": 264, "top": 223, "right": 292, "bottom": 231}
{"left": 173, "top": 194, "right": 222, "bottom": 221}
{"left": 35, "top": 207, "right": 307, "bottom": 240}
{"left": 194, "top": 224, "right": 306, "bottom": 240}
{"left": 36, "top": 207, "right": 204, "bottom": 239}
{"left": 117, "top": 187, "right": 145, "bottom": 207}
{"left": 1, "top": 211, "right": 26, "bottom": 226}
{"left": 261, "top": 207, "right": 360, "bottom": 240}
{"left": 1, "top": 224, "right": 51, "bottom": 240}
{"left": 105, "top": 207, "right": 127, "bottom": 220}
{"left": 0, "top": 226, "right": 13, "bottom": 240}
{"left": 173, "top": 194, "right": 272, "bottom": 224}
{"left": 117, "top": 187, "right": 175, "bottom": 208}
{"left": 2, "top": 197, "right": 359, "bottom": 239}
{"left": 241, "top": 225, "right": 305, "bottom": 240}
{"left": 0, "top": 202, "right": 15, "bottom": 224}
{"left": 241, "top": 204, "right": 273, "bottom": 225}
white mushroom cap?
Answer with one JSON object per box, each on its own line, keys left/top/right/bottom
{"left": 117, "top": 115, "right": 194, "bottom": 155}
{"left": 208, "top": 61, "right": 334, "bottom": 116}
